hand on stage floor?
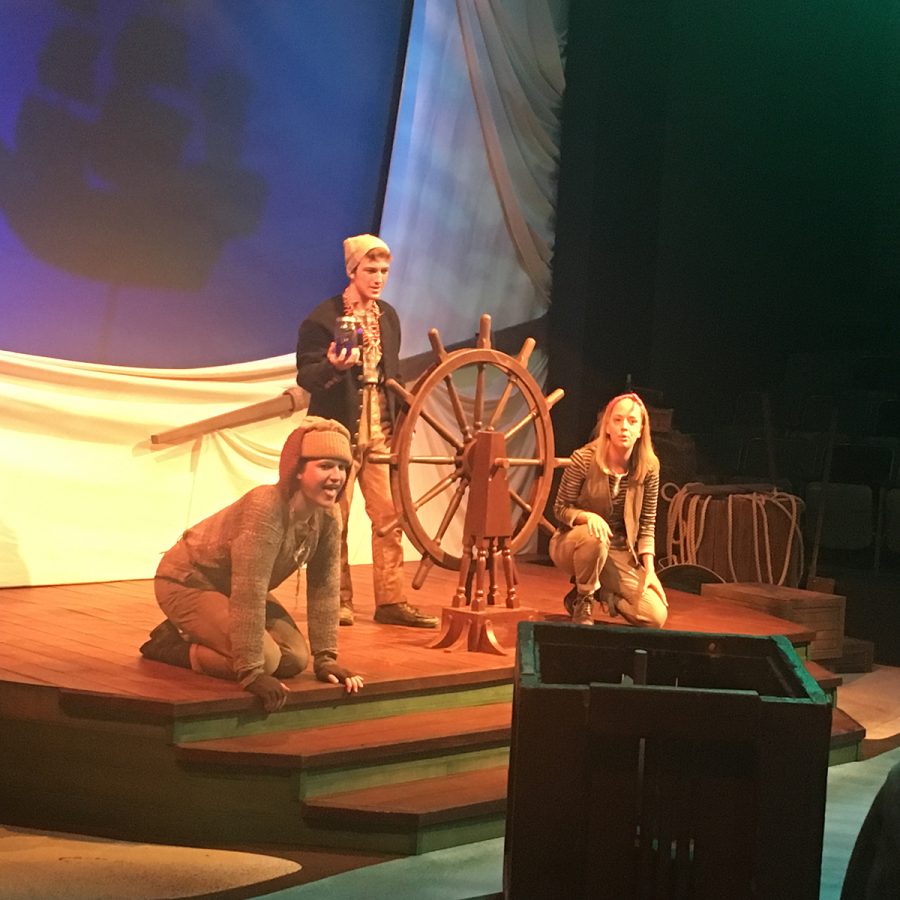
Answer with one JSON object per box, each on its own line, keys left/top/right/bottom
{"left": 245, "top": 673, "right": 289, "bottom": 712}
{"left": 329, "top": 673, "right": 364, "bottom": 694}
{"left": 316, "top": 659, "right": 364, "bottom": 694}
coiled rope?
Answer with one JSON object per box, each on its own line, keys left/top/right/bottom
{"left": 662, "top": 483, "right": 804, "bottom": 586}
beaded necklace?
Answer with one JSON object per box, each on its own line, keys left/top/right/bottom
{"left": 342, "top": 289, "right": 382, "bottom": 360}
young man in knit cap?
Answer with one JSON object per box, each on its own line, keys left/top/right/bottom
{"left": 140, "top": 417, "right": 364, "bottom": 712}
{"left": 295, "top": 234, "right": 437, "bottom": 629}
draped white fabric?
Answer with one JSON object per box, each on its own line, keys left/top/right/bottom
{"left": 373, "top": 0, "right": 567, "bottom": 571}
{"left": 0, "top": 0, "right": 567, "bottom": 587}
{"left": 0, "top": 351, "right": 406, "bottom": 587}
{"left": 456, "top": 0, "right": 566, "bottom": 300}
{"left": 379, "top": 0, "right": 566, "bottom": 354}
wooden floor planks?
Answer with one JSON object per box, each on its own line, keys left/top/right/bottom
{"left": 0, "top": 561, "right": 819, "bottom": 711}
{"left": 0, "top": 564, "right": 816, "bottom": 702}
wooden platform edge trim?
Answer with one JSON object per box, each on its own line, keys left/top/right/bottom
{"left": 301, "top": 797, "right": 508, "bottom": 830}
{"left": 175, "top": 727, "right": 512, "bottom": 771}
{"left": 301, "top": 766, "right": 510, "bottom": 829}
{"left": 830, "top": 707, "right": 867, "bottom": 749}
{"left": 57, "top": 689, "right": 249, "bottom": 724}
{"left": 49, "top": 670, "right": 517, "bottom": 724}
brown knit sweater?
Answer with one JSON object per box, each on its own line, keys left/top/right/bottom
{"left": 155, "top": 484, "right": 340, "bottom": 685}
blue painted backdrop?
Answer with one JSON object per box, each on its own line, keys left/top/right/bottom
{"left": 0, "top": 0, "right": 409, "bottom": 366}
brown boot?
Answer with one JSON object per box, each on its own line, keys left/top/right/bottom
{"left": 374, "top": 601, "right": 438, "bottom": 628}
{"left": 140, "top": 620, "right": 191, "bottom": 668}
{"left": 571, "top": 595, "right": 594, "bottom": 626}
{"left": 562, "top": 585, "right": 579, "bottom": 617}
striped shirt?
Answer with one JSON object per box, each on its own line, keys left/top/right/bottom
{"left": 553, "top": 443, "right": 659, "bottom": 557}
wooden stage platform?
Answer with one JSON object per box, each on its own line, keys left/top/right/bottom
{"left": 0, "top": 561, "right": 860, "bottom": 855}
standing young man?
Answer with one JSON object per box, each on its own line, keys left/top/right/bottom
{"left": 296, "top": 234, "right": 437, "bottom": 628}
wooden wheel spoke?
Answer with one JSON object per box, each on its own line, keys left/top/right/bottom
{"left": 385, "top": 377, "right": 414, "bottom": 405}
{"left": 473, "top": 363, "right": 486, "bottom": 431}
{"left": 477, "top": 314, "right": 492, "bottom": 349}
{"left": 506, "top": 457, "right": 545, "bottom": 467}
{"left": 509, "top": 487, "right": 533, "bottom": 515}
{"left": 538, "top": 515, "right": 557, "bottom": 535}
{"left": 443, "top": 375, "right": 473, "bottom": 442}
{"left": 515, "top": 337, "right": 536, "bottom": 366}
{"left": 486, "top": 373, "right": 516, "bottom": 431}
{"left": 485, "top": 340, "right": 533, "bottom": 431}
{"left": 428, "top": 329, "right": 448, "bottom": 363}
{"left": 504, "top": 407, "right": 539, "bottom": 442}
{"left": 413, "top": 470, "right": 464, "bottom": 512}
{"left": 419, "top": 407, "right": 465, "bottom": 451}
{"left": 412, "top": 555, "right": 435, "bottom": 590}
{"left": 433, "top": 478, "right": 469, "bottom": 546}
{"left": 504, "top": 388, "right": 564, "bottom": 442}
{"left": 509, "top": 488, "right": 553, "bottom": 537}
{"left": 408, "top": 455, "right": 458, "bottom": 465}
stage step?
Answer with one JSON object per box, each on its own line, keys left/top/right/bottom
{"left": 829, "top": 707, "right": 866, "bottom": 766}
{"left": 173, "top": 669, "right": 857, "bottom": 854}
{"left": 174, "top": 701, "right": 513, "bottom": 852}
{"left": 176, "top": 702, "right": 512, "bottom": 793}
{"left": 168, "top": 676, "right": 514, "bottom": 744}
{"left": 301, "top": 765, "right": 508, "bottom": 854}
{"left": 803, "top": 659, "right": 843, "bottom": 705}
{"left": 293, "top": 695, "right": 859, "bottom": 852}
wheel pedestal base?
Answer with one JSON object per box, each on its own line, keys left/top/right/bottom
{"left": 428, "top": 606, "right": 537, "bottom": 655}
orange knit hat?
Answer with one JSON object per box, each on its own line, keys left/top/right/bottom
{"left": 278, "top": 417, "right": 352, "bottom": 494}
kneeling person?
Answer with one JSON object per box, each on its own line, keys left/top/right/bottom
{"left": 550, "top": 393, "right": 668, "bottom": 628}
{"left": 141, "top": 417, "right": 364, "bottom": 711}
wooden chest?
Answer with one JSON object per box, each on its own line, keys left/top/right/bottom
{"left": 504, "top": 623, "right": 831, "bottom": 900}
{"left": 701, "top": 582, "right": 846, "bottom": 661}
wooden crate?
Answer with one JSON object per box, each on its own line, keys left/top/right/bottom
{"left": 700, "top": 582, "right": 846, "bottom": 661}
{"left": 504, "top": 623, "right": 832, "bottom": 900}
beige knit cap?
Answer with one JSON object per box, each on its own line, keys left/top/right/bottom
{"left": 300, "top": 429, "right": 352, "bottom": 464}
{"left": 278, "top": 417, "right": 352, "bottom": 494}
{"left": 344, "top": 234, "right": 390, "bottom": 276}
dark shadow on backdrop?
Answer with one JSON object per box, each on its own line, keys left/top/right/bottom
{"left": 0, "top": 5, "right": 267, "bottom": 290}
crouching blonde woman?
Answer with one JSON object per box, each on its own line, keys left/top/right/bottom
{"left": 550, "top": 393, "right": 668, "bottom": 628}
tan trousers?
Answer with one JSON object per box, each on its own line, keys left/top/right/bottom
{"left": 155, "top": 579, "right": 309, "bottom": 682}
{"left": 549, "top": 524, "right": 668, "bottom": 628}
{"left": 340, "top": 426, "right": 404, "bottom": 608}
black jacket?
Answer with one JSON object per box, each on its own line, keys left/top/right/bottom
{"left": 295, "top": 294, "right": 401, "bottom": 442}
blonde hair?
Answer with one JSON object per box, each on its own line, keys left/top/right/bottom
{"left": 358, "top": 248, "right": 391, "bottom": 272}
{"left": 591, "top": 392, "right": 659, "bottom": 483}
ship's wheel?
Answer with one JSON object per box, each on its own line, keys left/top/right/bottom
{"left": 373, "top": 315, "right": 566, "bottom": 653}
